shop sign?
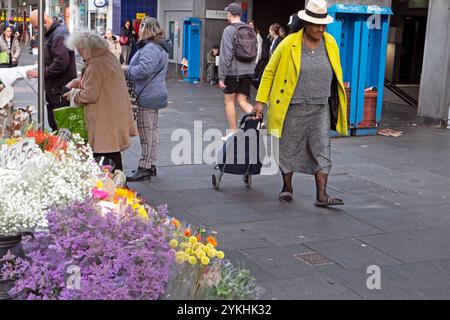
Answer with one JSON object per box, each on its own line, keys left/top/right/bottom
{"left": 93, "top": 0, "right": 108, "bottom": 8}
{"left": 136, "top": 13, "right": 146, "bottom": 20}
{"left": 0, "top": 138, "right": 36, "bottom": 170}
{"left": 205, "top": 10, "right": 228, "bottom": 20}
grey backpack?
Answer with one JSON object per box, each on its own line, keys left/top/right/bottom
{"left": 233, "top": 24, "right": 257, "bottom": 63}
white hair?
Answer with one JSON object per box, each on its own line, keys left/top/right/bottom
{"left": 65, "top": 31, "right": 109, "bottom": 58}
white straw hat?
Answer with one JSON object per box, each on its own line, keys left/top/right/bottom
{"left": 298, "top": 0, "right": 334, "bottom": 25}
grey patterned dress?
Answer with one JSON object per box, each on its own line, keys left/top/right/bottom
{"left": 278, "top": 40, "right": 334, "bottom": 175}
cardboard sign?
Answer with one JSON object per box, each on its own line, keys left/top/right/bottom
{"left": 0, "top": 138, "right": 36, "bottom": 170}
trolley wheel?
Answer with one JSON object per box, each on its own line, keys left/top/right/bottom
{"left": 244, "top": 173, "right": 252, "bottom": 188}
{"left": 212, "top": 173, "right": 221, "bottom": 190}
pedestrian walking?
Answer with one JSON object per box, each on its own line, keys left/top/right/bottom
{"left": 219, "top": 2, "right": 257, "bottom": 141}
{"left": 124, "top": 17, "right": 172, "bottom": 182}
{"left": 206, "top": 45, "right": 219, "bottom": 85}
{"left": 287, "top": 13, "right": 303, "bottom": 35}
{"left": 0, "top": 26, "right": 21, "bottom": 68}
{"left": 248, "top": 20, "right": 263, "bottom": 65}
{"left": 104, "top": 29, "right": 122, "bottom": 62}
{"left": 63, "top": 31, "right": 138, "bottom": 171}
{"left": 268, "top": 23, "right": 283, "bottom": 57}
{"left": 253, "top": 0, "right": 348, "bottom": 206}
{"left": 120, "top": 19, "right": 136, "bottom": 65}
{"left": 26, "top": 10, "right": 77, "bottom": 131}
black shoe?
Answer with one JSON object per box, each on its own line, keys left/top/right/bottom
{"left": 131, "top": 166, "right": 157, "bottom": 177}
{"left": 126, "top": 167, "right": 152, "bottom": 182}
{"left": 149, "top": 165, "right": 157, "bottom": 176}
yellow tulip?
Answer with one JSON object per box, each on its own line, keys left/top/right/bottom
{"left": 179, "top": 242, "right": 187, "bottom": 250}
{"left": 185, "top": 248, "right": 192, "bottom": 255}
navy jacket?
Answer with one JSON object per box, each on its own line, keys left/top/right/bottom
{"left": 44, "top": 22, "right": 77, "bottom": 95}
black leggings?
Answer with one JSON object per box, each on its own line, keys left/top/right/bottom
{"left": 94, "top": 152, "right": 123, "bottom": 172}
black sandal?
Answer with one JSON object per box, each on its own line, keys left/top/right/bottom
{"left": 314, "top": 196, "right": 344, "bottom": 207}
{"left": 279, "top": 192, "right": 293, "bottom": 203}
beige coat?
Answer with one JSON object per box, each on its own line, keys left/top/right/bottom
{"left": 73, "top": 48, "right": 138, "bottom": 153}
{"left": 0, "top": 35, "right": 21, "bottom": 63}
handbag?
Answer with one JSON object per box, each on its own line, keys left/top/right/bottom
{"left": 119, "top": 35, "right": 129, "bottom": 45}
{"left": 0, "top": 52, "right": 9, "bottom": 64}
{"left": 54, "top": 106, "right": 88, "bottom": 140}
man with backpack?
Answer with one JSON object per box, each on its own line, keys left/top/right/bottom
{"left": 219, "top": 2, "right": 257, "bottom": 141}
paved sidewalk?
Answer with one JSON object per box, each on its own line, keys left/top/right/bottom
{"left": 10, "top": 52, "right": 450, "bottom": 299}
{"left": 126, "top": 80, "right": 450, "bottom": 300}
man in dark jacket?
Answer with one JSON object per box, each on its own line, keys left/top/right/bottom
{"left": 27, "top": 10, "right": 77, "bottom": 131}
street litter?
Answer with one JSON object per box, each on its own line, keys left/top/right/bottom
{"left": 377, "top": 128, "right": 403, "bottom": 137}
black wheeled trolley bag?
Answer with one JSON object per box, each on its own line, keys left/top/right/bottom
{"left": 212, "top": 112, "right": 265, "bottom": 190}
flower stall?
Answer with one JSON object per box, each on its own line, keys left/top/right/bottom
{"left": 0, "top": 81, "right": 261, "bottom": 300}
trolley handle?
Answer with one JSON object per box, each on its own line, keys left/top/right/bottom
{"left": 240, "top": 112, "right": 263, "bottom": 126}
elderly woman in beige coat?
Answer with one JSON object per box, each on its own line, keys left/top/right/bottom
{"left": 64, "top": 31, "right": 138, "bottom": 171}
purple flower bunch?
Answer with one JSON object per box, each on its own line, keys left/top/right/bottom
{"left": 1, "top": 200, "right": 173, "bottom": 300}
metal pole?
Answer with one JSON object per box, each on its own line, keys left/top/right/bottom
{"left": 38, "top": 0, "right": 45, "bottom": 127}
{"left": 29, "top": 5, "right": 33, "bottom": 39}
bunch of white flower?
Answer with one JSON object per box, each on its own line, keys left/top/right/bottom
{"left": 0, "top": 138, "right": 101, "bottom": 236}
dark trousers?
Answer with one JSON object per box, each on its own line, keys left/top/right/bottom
{"left": 94, "top": 152, "right": 123, "bottom": 172}
{"left": 46, "top": 93, "right": 67, "bottom": 131}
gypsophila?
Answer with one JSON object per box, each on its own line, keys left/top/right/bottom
{"left": 0, "top": 138, "right": 100, "bottom": 236}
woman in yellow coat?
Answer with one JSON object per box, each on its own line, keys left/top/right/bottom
{"left": 253, "top": 0, "right": 348, "bottom": 205}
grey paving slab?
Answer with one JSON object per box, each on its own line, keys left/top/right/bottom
{"left": 323, "top": 260, "right": 450, "bottom": 300}
{"left": 258, "top": 274, "right": 363, "bottom": 300}
{"left": 211, "top": 224, "right": 277, "bottom": 251}
{"left": 210, "top": 214, "right": 383, "bottom": 247}
{"left": 239, "top": 246, "right": 322, "bottom": 281}
{"left": 344, "top": 205, "right": 450, "bottom": 233}
{"left": 186, "top": 203, "right": 276, "bottom": 226}
{"left": 302, "top": 238, "right": 404, "bottom": 270}
{"left": 128, "top": 181, "right": 211, "bottom": 210}
{"left": 222, "top": 250, "right": 274, "bottom": 283}
{"left": 358, "top": 226, "right": 450, "bottom": 263}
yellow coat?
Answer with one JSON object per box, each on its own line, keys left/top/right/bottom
{"left": 256, "top": 28, "right": 348, "bottom": 138}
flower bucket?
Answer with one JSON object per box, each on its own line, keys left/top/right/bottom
{"left": 0, "top": 234, "right": 21, "bottom": 300}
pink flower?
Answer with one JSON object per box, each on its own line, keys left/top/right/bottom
{"left": 92, "top": 188, "right": 109, "bottom": 200}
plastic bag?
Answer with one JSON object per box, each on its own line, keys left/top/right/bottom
{"left": 54, "top": 106, "right": 87, "bottom": 140}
